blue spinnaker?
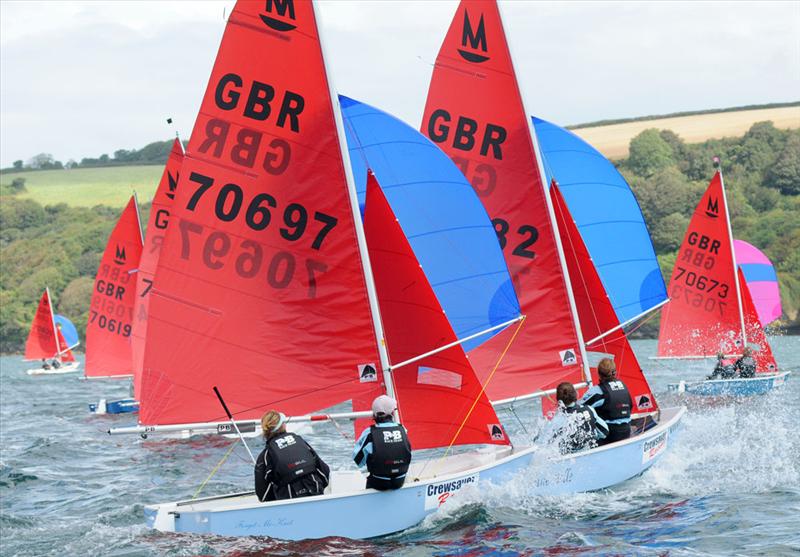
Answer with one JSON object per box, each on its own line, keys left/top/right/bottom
{"left": 54, "top": 314, "right": 79, "bottom": 348}
{"left": 341, "top": 96, "right": 520, "bottom": 350}
{"left": 533, "top": 117, "right": 667, "bottom": 325}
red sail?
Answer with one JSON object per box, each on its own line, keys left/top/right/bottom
{"left": 361, "top": 173, "right": 509, "bottom": 449}
{"left": 739, "top": 268, "right": 779, "bottom": 374}
{"left": 24, "top": 289, "right": 58, "bottom": 361}
{"left": 131, "top": 139, "right": 184, "bottom": 398}
{"left": 139, "top": 1, "right": 380, "bottom": 426}
{"left": 657, "top": 172, "right": 743, "bottom": 357}
{"left": 85, "top": 196, "right": 143, "bottom": 377}
{"left": 552, "top": 183, "right": 658, "bottom": 415}
{"left": 422, "top": 0, "right": 584, "bottom": 399}
{"left": 56, "top": 328, "right": 76, "bottom": 363}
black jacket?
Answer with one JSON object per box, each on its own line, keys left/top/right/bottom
{"left": 254, "top": 432, "right": 330, "bottom": 502}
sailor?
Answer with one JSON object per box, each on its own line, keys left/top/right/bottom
{"left": 734, "top": 347, "right": 757, "bottom": 378}
{"left": 254, "top": 409, "right": 330, "bottom": 502}
{"left": 550, "top": 382, "right": 609, "bottom": 453}
{"left": 708, "top": 353, "right": 735, "bottom": 380}
{"left": 352, "top": 395, "right": 412, "bottom": 491}
{"left": 51, "top": 359, "right": 61, "bottom": 369}
{"left": 41, "top": 359, "right": 51, "bottom": 370}
{"left": 580, "top": 358, "right": 632, "bottom": 445}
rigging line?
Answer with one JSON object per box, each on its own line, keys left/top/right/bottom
{"left": 192, "top": 441, "right": 237, "bottom": 500}
{"left": 417, "top": 316, "right": 527, "bottom": 480}
{"left": 506, "top": 404, "right": 529, "bottom": 436}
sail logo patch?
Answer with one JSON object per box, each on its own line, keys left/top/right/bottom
{"left": 705, "top": 196, "right": 719, "bottom": 218}
{"left": 642, "top": 431, "right": 667, "bottom": 464}
{"left": 559, "top": 349, "right": 577, "bottom": 366}
{"left": 114, "top": 245, "right": 127, "bottom": 265}
{"left": 424, "top": 474, "right": 478, "bottom": 510}
{"left": 358, "top": 363, "right": 377, "bottom": 383}
{"left": 457, "top": 9, "right": 489, "bottom": 63}
{"left": 260, "top": 0, "right": 297, "bottom": 32}
{"left": 166, "top": 171, "right": 178, "bottom": 200}
{"left": 636, "top": 394, "right": 653, "bottom": 410}
{"left": 488, "top": 424, "right": 505, "bottom": 441}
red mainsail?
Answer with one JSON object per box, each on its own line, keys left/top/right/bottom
{"left": 131, "top": 139, "right": 184, "bottom": 398}
{"left": 85, "top": 196, "right": 144, "bottom": 377}
{"left": 139, "top": 1, "right": 380, "bottom": 426}
{"left": 551, "top": 183, "right": 658, "bottom": 415}
{"left": 739, "top": 268, "right": 778, "bottom": 374}
{"left": 657, "top": 172, "right": 744, "bottom": 357}
{"left": 422, "top": 0, "right": 585, "bottom": 399}
{"left": 24, "top": 289, "right": 58, "bottom": 361}
{"left": 361, "top": 173, "right": 509, "bottom": 450}
{"left": 56, "top": 328, "right": 76, "bottom": 363}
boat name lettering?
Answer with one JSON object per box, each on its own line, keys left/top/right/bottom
{"left": 424, "top": 474, "right": 478, "bottom": 509}
{"left": 214, "top": 73, "right": 304, "bottom": 133}
{"left": 426, "top": 109, "right": 506, "bottom": 161}
{"left": 534, "top": 468, "right": 574, "bottom": 488}
{"left": 642, "top": 431, "right": 667, "bottom": 463}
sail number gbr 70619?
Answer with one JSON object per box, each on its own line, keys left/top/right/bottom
{"left": 179, "top": 171, "right": 338, "bottom": 298}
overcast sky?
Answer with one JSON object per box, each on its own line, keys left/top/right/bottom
{"left": 1, "top": 1, "right": 798, "bottom": 168}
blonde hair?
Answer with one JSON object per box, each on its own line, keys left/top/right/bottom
{"left": 261, "top": 410, "right": 284, "bottom": 438}
{"left": 597, "top": 358, "right": 616, "bottom": 380}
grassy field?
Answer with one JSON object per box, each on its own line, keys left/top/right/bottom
{"left": 0, "top": 165, "right": 162, "bottom": 207}
{"left": 572, "top": 105, "right": 800, "bottom": 159}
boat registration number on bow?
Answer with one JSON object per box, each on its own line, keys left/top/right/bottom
{"left": 642, "top": 431, "right": 668, "bottom": 464}
{"left": 424, "top": 474, "right": 479, "bottom": 510}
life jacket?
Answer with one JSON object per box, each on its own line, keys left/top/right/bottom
{"left": 561, "top": 404, "right": 597, "bottom": 452}
{"left": 598, "top": 380, "right": 632, "bottom": 421}
{"left": 266, "top": 432, "right": 317, "bottom": 488}
{"left": 367, "top": 425, "right": 411, "bottom": 479}
{"left": 738, "top": 356, "right": 756, "bottom": 378}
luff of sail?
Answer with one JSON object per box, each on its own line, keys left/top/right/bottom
{"left": 24, "top": 289, "right": 59, "bottom": 361}
{"left": 551, "top": 183, "right": 658, "bottom": 415}
{"left": 360, "top": 172, "right": 510, "bottom": 450}
{"left": 85, "top": 196, "right": 144, "bottom": 377}
{"left": 131, "top": 139, "right": 184, "bottom": 399}
{"left": 421, "top": 0, "right": 586, "bottom": 399}
{"left": 139, "top": 1, "right": 383, "bottom": 426}
{"left": 657, "top": 171, "right": 744, "bottom": 358}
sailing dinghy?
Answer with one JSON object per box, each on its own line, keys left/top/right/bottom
{"left": 657, "top": 168, "right": 789, "bottom": 395}
{"left": 24, "top": 288, "right": 80, "bottom": 375}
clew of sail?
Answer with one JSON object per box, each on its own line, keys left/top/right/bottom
{"left": 360, "top": 172, "right": 510, "bottom": 450}
{"left": 85, "top": 196, "right": 144, "bottom": 377}
{"left": 422, "top": 0, "right": 586, "bottom": 400}
{"left": 739, "top": 268, "right": 779, "bottom": 374}
{"left": 131, "top": 139, "right": 184, "bottom": 399}
{"left": 138, "top": 1, "right": 383, "bottom": 426}
{"left": 657, "top": 171, "right": 743, "bottom": 358}
{"left": 24, "top": 289, "right": 59, "bottom": 361}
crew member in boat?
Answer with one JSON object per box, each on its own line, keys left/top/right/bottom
{"left": 40, "top": 359, "right": 51, "bottom": 370}
{"left": 254, "top": 410, "right": 330, "bottom": 502}
{"left": 708, "top": 353, "right": 736, "bottom": 380}
{"left": 51, "top": 359, "right": 61, "bottom": 369}
{"left": 550, "top": 382, "right": 609, "bottom": 453}
{"left": 352, "top": 395, "right": 412, "bottom": 491}
{"left": 734, "top": 347, "right": 757, "bottom": 378}
{"left": 580, "top": 358, "right": 632, "bottom": 445}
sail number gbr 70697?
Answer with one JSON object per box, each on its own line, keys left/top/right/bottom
{"left": 179, "top": 171, "right": 338, "bottom": 299}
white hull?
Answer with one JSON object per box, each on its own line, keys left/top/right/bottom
{"left": 26, "top": 362, "right": 81, "bottom": 376}
{"left": 146, "top": 406, "right": 685, "bottom": 540}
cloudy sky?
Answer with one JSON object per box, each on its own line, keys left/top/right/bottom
{"left": 1, "top": 1, "right": 798, "bottom": 168}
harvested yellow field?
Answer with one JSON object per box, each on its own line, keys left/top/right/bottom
{"left": 573, "top": 106, "right": 800, "bottom": 159}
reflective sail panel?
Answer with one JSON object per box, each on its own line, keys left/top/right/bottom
{"left": 131, "top": 139, "right": 184, "bottom": 399}
{"left": 361, "top": 173, "right": 509, "bottom": 450}
{"left": 85, "top": 197, "right": 143, "bottom": 377}
{"left": 552, "top": 184, "right": 658, "bottom": 415}
{"left": 422, "top": 0, "right": 584, "bottom": 399}
{"left": 340, "top": 95, "right": 519, "bottom": 350}
{"left": 739, "top": 268, "right": 779, "bottom": 374}
{"left": 140, "top": 1, "right": 380, "bottom": 426}
{"left": 734, "top": 239, "right": 782, "bottom": 327}
{"left": 534, "top": 117, "right": 667, "bottom": 323}
{"left": 24, "top": 289, "right": 58, "bottom": 361}
{"left": 657, "top": 172, "right": 743, "bottom": 357}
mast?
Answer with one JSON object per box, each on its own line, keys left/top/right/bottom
{"left": 718, "top": 165, "right": 747, "bottom": 349}
{"left": 496, "top": 2, "right": 592, "bottom": 385}
{"left": 45, "top": 287, "right": 60, "bottom": 358}
{"left": 312, "top": 3, "right": 396, "bottom": 407}
{"left": 132, "top": 190, "right": 145, "bottom": 246}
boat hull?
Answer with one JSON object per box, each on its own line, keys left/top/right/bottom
{"left": 667, "top": 371, "right": 790, "bottom": 396}
{"left": 145, "top": 406, "right": 685, "bottom": 540}
{"left": 26, "top": 362, "right": 80, "bottom": 376}
{"left": 89, "top": 398, "right": 140, "bottom": 414}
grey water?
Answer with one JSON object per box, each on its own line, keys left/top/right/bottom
{"left": 1, "top": 338, "right": 798, "bottom": 556}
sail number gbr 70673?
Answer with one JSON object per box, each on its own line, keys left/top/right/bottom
{"left": 179, "top": 171, "right": 338, "bottom": 299}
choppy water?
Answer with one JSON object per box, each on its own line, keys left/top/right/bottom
{"left": 1, "top": 338, "right": 798, "bottom": 556}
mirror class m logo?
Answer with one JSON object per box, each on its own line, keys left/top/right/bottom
{"left": 457, "top": 9, "right": 489, "bottom": 63}
{"left": 166, "top": 171, "right": 178, "bottom": 201}
{"left": 705, "top": 196, "right": 719, "bottom": 218}
{"left": 114, "top": 245, "right": 127, "bottom": 265}
{"left": 260, "top": 0, "right": 297, "bottom": 32}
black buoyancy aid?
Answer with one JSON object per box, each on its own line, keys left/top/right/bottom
{"left": 562, "top": 405, "right": 597, "bottom": 451}
{"left": 598, "top": 380, "right": 632, "bottom": 421}
{"left": 266, "top": 432, "right": 317, "bottom": 487}
{"left": 738, "top": 356, "right": 756, "bottom": 377}
{"left": 367, "top": 425, "right": 411, "bottom": 479}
